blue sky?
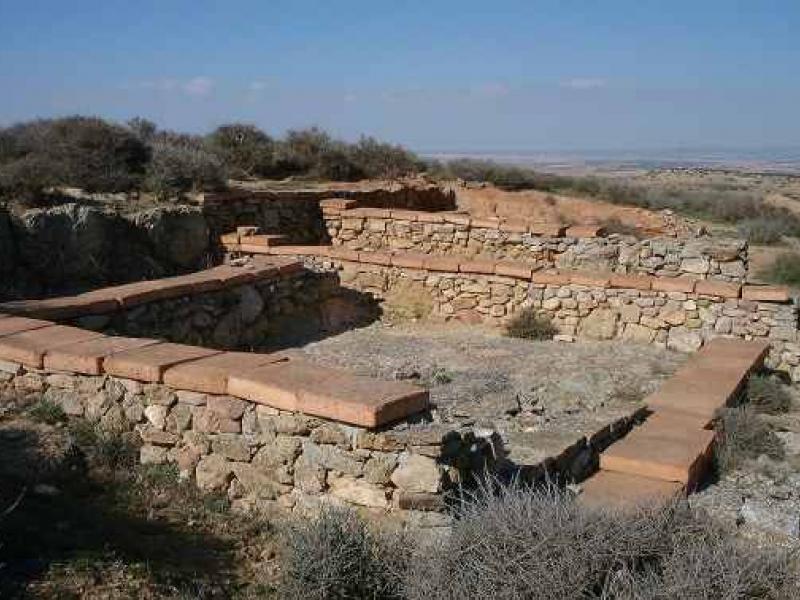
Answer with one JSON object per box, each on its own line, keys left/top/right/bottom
{"left": 1, "top": 0, "right": 799, "bottom": 152}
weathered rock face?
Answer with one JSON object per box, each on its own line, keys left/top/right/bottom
{"left": 1, "top": 202, "right": 212, "bottom": 299}
{"left": 133, "top": 206, "right": 209, "bottom": 269}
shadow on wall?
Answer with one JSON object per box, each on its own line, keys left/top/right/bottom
{"left": 0, "top": 204, "right": 212, "bottom": 302}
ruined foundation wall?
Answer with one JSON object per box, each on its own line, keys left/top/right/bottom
{"left": 302, "top": 256, "right": 800, "bottom": 381}
{"left": 323, "top": 209, "right": 749, "bottom": 282}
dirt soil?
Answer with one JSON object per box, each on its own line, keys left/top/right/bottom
{"left": 454, "top": 185, "right": 677, "bottom": 233}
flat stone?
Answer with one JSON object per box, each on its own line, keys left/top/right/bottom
{"left": 390, "top": 454, "right": 443, "bottom": 493}
{"left": 0, "top": 325, "right": 104, "bottom": 369}
{"left": 578, "top": 470, "right": 685, "bottom": 510}
{"left": 0, "top": 294, "right": 119, "bottom": 320}
{"left": 0, "top": 316, "right": 53, "bottom": 339}
{"left": 741, "top": 285, "right": 790, "bottom": 303}
{"left": 195, "top": 454, "right": 233, "bottom": 491}
{"left": 104, "top": 343, "right": 222, "bottom": 383}
{"left": 228, "top": 359, "right": 428, "bottom": 428}
{"left": 44, "top": 336, "right": 162, "bottom": 375}
{"left": 329, "top": 476, "right": 390, "bottom": 509}
{"left": 163, "top": 351, "right": 288, "bottom": 395}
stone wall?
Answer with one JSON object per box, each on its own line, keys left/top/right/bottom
{"left": 322, "top": 209, "right": 748, "bottom": 282}
{"left": 199, "top": 185, "right": 456, "bottom": 246}
{"left": 299, "top": 255, "right": 800, "bottom": 381}
{"left": 70, "top": 269, "right": 374, "bottom": 351}
{"left": 0, "top": 362, "right": 493, "bottom": 527}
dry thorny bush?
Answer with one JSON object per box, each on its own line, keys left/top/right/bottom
{"left": 278, "top": 482, "right": 799, "bottom": 600}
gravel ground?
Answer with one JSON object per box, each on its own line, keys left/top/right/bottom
{"left": 295, "top": 322, "right": 687, "bottom": 470}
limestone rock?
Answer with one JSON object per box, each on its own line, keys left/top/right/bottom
{"left": 390, "top": 454, "right": 443, "bottom": 493}
{"left": 195, "top": 454, "right": 233, "bottom": 491}
{"left": 329, "top": 476, "right": 390, "bottom": 509}
{"left": 667, "top": 328, "right": 703, "bottom": 353}
{"left": 578, "top": 308, "right": 618, "bottom": 340}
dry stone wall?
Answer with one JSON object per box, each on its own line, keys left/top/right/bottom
{"left": 298, "top": 255, "right": 800, "bottom": 381}
{"left": 322, "top": 208, "right": 748, "bottom": 282}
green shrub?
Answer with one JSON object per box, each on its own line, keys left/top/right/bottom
{"left": 29, "top": 400, "right": 67, "bottom": 425}
{"left": 278, "top": 506, "right": 408, "bottom": 600}
{"left": 0, "top": 116, "right": 149, "bottom": 196}
{"left": 206, "top": 123, "right": 276, "bottom": 178}
{"left": 759, "top": 253, "right": 800, "bottom": 286}
{"left": 747, "top": 374, "right": 793, "bottom": 415}
{"left": 349, "top": 136, "right": 421, "bottom": 180}
{"left": 505, "top": 308, "right": 558, "bottom": 340}
{"left": 715, "top": 407, "right": 785, "bottom": 473}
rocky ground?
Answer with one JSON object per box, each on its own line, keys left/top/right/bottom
{"left": 296, "top": 322, "right": 687, "bottom": 473}
{"left": 692, "top": 399, "right": 800, "bottom": 548}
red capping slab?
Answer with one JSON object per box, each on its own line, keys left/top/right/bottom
{"left": 320, "top": 198, "right": 357, "bottom": 211}
{"left": 423, "top": 255, "right": 462, "bottom": 273}
{"left": 266, "top": 245, "right": 321, "bottom": 257}
{"left": 388, "top": 209, "right": 420, "bottom": 222}
{"left": 0, "top": 316, "right": 53, "bottom": 338}
{"left": 44, "top": 336, "right": 161, "bottom": 375}
{"left": 529, "top": 223, "right": 567, "bottom": 237}
{"left": 0, "top": 326, "right": 105, "bottom": 369}
{"left": 499, "top": 220, "right": 529, "bottom": 234}
{"left": 168, "top": 270, "right": 226, "bottom": 294}
{"left": 415, "top": 212, "right": 446, "bottom": 224}
{"left": 694, "top": 279, "right": 741, "bottom": 299}
{"left": 578, "top": 471, "right": 685, "bottom": 511}
{"left": 103, "top": 343, "right": 223, "bottom": 383}
{"left": 237, "top": 243, "right": 272, "bottom": 254}
{"left": 163, "top": 351, "right": 289, "bottom": 395}
{"left": 359, "top": 251, "right": 393, "bottom": 266}
{"left": 459, "top": 258, "right": 498, "bottom": 275}
{"left": 0, "top": 294, "right": 119, "bottom": 320}
{"left": 210, "top": 264, "right": 258, "bottom": 286}
{"left": 565, "top": 225, "right": 606, "bottom": 238}
{"left": 355, "top": 208, "right": 392, "bottom": 219}
{"left": 570, "top": 272, "right": 611, "bottom": 288}
{"left": 651, "top": 277, "right": 697, "bottom": 294}
{"left": 220, "top": 232, "right": 240, "bottom": 245}
{"left": 221, "top": 243, "right": 241, "bottom": 253}
{"left": 391, "top": 253, "right": 428, "bottom": 270}
{"left": 95, "top": 279, "right": 195, "bottom": 309}
{"left": 530, "top": 271, "right": 571, "bottom": 286}
{"left": 443, "top": 213, "right": 471, "bottom": 227}
{"left": 741, "top": 285, "right": 790, "bottom": 303}
{"left": 599, "top": 423, "right": 715, "bottom": 488}
{"left": 236, "top": 225, "right": 260, "bottom": 237}
{"left": 326, "top": 247, "right": 361, "bottom": 262}
{"left": 610, "top": 274, "right": 653, "bottom": 291}
{"left": 495, "top": 262, "right": 533, "bottom": 280}
{"left": 470, "top": 217, "right": 502, "bottom": 230}
{"left": 228, "top": 359, "right": 429, "bottom": 428}
{"left": 699, "top": 337, "right": 770, "bottom": 367}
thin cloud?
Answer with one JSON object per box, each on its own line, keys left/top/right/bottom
{"left": 561, "top": 78, "right": 607, "bottom": 90}
{"left": 183, "top": 77, "right": 214, "bottom": 97}
{"left": 470, "top": 82, "right": 510, "bottom": 98}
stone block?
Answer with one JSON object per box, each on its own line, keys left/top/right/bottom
{"left": 390, "top": 454, "right": 443, "bottom": 493}
{"left": 104, "top": 343, "right": 222, "bottom": 383}
{"left": 651, "top": 277, "right": 696, "bottom": 293}
{"left": 459, "top": 259, "right": 498, "bottom": 275}
{"left": 741, "top": 285, "right": 790, "bottom": 303}
{"left": 44, "top": 336, "right": 162, "bottom": 376}
{"left": 0, "top": 325, "right": 104, "bottom": 369}
{"left": 163, "top": 351, "right": 288, "bottom": 395}
{"left": 0, "top": 316, "right": 53, "bottom": 339}
{"left": 578, "top": 470, "right": 684, "bottom": 510}
{"left": 695, "top": 280, "right": 741, "bottom": 299}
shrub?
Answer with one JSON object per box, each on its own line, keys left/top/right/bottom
{"left": 144, "top": 138, "right": 227, "bottom": 199}
{"left": 278, "top": 506, "right": 407, "bottom": 600}
{"left": 0, "top": 116, "right": 149, "bottom": 195}
{"left": 738, "top": 217, "right": 792, "bottom": 245}
{"left": 505, "top": 308, "right": 558, "bottom": 340}
{"left": 28, "top": 400, "right": 67, "bottom": 425}
{"left": 715, "top": 407, "right": 785, "bottom": 472}
{"left": 403, "top": 482, "right": 800, "bottom": 600}
{"left": 206, "top": 123, "right": 276, "bottom": 178}
{"left": 759, "top": 252, "right": 800, "bottom": 286}
{"left": 747, "top": 374, "right": 793, "bottom": 415}
{"left": 349, "top": 136, "right": 421, "bottom": 180}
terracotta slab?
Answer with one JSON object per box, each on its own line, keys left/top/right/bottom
{"left": 741, "top": 285, "right": 790, "bottom": 303}
{"left": 565, "top": 225, "right": 606, "bottom": 238}
{"left": 610, "top": 274, "right": 652, "bottom": 291}
{"left": 495, "top": 262, "right": 533, "bottom": 280}
{"left": 0, "top": 316, "right": 53, "bottom": 338}
{"left": 651, "top": 277, "right": 696, "bottom": 293}
{"left": 570, "top": 272, "right": 611, "bottom": 288}
{"left": 228, "top": 359, "right": 429, "bottom": 428}
{"left": 104, "top": 343, "right": 222, "bottom": 383}
{"left": 698, "top": 337, "right": 770, "bottom": 368}
{"left": 359, "top": 251, "right": 393, "bottom": 266}
{"left": 600, "top": 421, "right": 715, "bottom": 487}
{"left": 695, "top": 280, "right": 741, "bottom": 299}
{"left": 43, "top": 336, "right": 162, "bottom": 375}
{"left": 163, "top": 351, "right": 289, "bottom": 395}
{"left": 0, "top": 325, "right": 106, "bottom": 368}
{"left": 391, "top": 253, "right": 427, "bottom": 270}
{"left": 531, "top": 271, "right": 571, "bottom": 286}
{"left": 529, "top": 223, "right": 566, "bottom": 237}
{"left": 0, "top": 295, "right": 119, "bottom": 320}
{"left": 578, "top": 470, "right": 685, "bottom": 510}
{"left": 459, "top": 259, "right": 498, "bottom": 275}
{"left": 423, "top": 255, "right": 462, "bottom": 272}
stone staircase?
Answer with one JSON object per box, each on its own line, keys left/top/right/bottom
{"left": 579, "top": 338, "right": 770, "bottom": 509}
